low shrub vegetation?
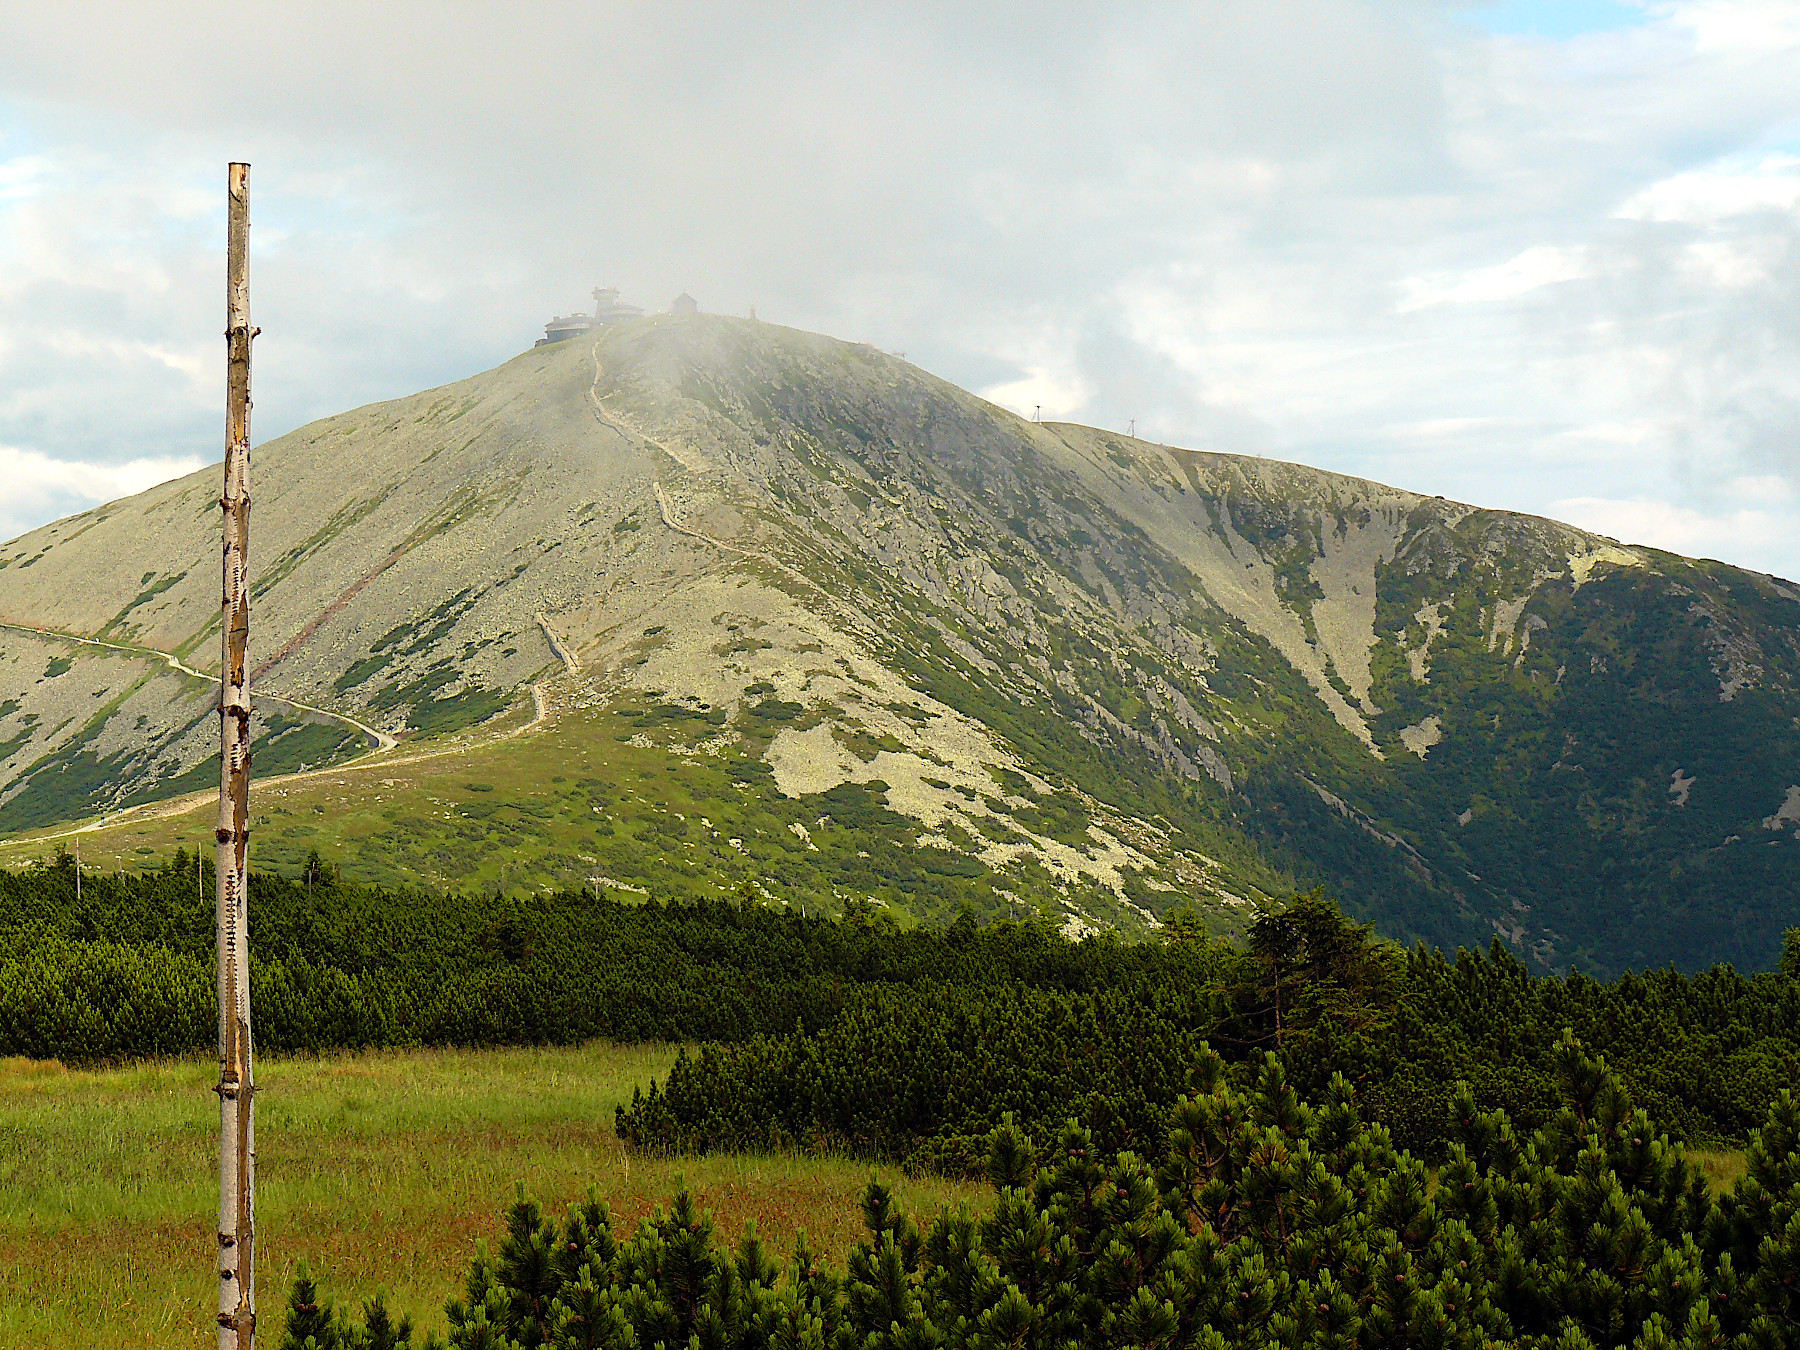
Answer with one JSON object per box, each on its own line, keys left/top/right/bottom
{"left": 290, "top": 1039, "right": 1800, "bottom": 1349}
{"left": 3, "top": 853, "right": 1798, "bottom": 1164}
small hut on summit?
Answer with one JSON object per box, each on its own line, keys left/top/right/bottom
{"left": 670, "top": 293, "right": 698, "bottom": 315}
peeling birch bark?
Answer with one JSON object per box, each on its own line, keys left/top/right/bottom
{"left": 215, "top": 160, "right": 258, "bottom": 1350}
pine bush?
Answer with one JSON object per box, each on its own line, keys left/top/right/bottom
{"left": 7, "top": 856, "right": 1800, "bottom": 1163}
{"left": 292, "top": 1040, "right": 1800, "bottom": 1349}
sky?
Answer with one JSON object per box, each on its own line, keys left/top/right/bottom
{"left": 1, "top": 1, "right": 1798, "bottom": 578}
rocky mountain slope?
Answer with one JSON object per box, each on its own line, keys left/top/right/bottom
{"left": 3, "top": 315, "right": 1797, "bottom": 973}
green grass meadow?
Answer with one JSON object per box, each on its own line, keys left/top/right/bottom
{"left": 0, "top": 1042, "right": 983, "bottom": 1348}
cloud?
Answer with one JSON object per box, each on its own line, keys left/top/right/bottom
{"left": 1551, "top": 486, "right": 1796, "bottom": 569}
{"left": 0, "top": 1, "right": 1795, "bottom": 582}
{"left": 981, "top": 368, "right": 1091, "bottom": 424}
{"left": 1397, "top": 246, "right": 1590, "bottom": 311}
{"left": 0, "top": 445, "right": 206, "bottom": 542}
{"left": 0, "top": 152, "right": 49, "bottom": 203}
{"left": 1617, "top": 155, "right": 1800, "bottom": 223}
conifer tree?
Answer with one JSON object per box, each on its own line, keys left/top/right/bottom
{"left": 790, "top": 1228, "right": 856, "bottom": 1350}
{"left": 289, "top": 1028, "right": 1800, "bottom": 1350}
{"left": 987, "top": 1114, "right": 1036, "bottom": 1193}
{"left": 445, "top": 1240, "right": 524, "bottom": 1350}
{"left": 496, "top": 1187, "right": 562, "bottom": 1346}
{"left": 355, "top": 1292, "right": 414, "bottom": 1350}
{"left": 544, "top": 1264, "right": 632, "bottom": 1350}
{"left": 1707, "top": 1088, "right": 1800, "bottom": 1344}
{"left": 280, "top": 1260, "right": 344, "bottom": 1350}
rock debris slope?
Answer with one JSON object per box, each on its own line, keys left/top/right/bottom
{"left": 3, "top": 315, "right": 1797, "bottom": 973}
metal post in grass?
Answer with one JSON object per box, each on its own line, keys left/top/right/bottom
{"left": 214, "top": 160, "right": 259, "bottom": 1350}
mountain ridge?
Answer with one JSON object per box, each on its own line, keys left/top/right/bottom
{"left": 3, "top": 314, "right": 1796, "bottom": 974}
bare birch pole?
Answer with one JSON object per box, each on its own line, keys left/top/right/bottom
{"left": 215, "top": 159, "right": 258, "bottom": 1350}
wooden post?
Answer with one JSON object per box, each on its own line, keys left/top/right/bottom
{"left": 215, "top": 160, "right": 258, "bottom": 1350}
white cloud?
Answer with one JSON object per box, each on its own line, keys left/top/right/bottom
{"left": 1550, "top": 492, "right": 1794, "bottom": 567}
{"left": 1617, "top": 155, "right": 1800, "bottom": 223}
{"left": 976, "top": 322, "right": 1094, "bottom": 422}
{"left": 1398, "top": 246, "right": 1591, "bottom": 312}
{"left": 1671, "top": 0, "right": 1800, "bottom": 53}
{"left": 2, "top": 446, "right": 203, "bottom": 501}
{"left": 980, "top": 368, "right": 1091, "bottom": 424}
{"left": 0, "top": 445, "right": 204, "bottom": 542}
{"left": 0, "top": 0, "right": 1795, "bottom": 585}
{"left": 43, "top": 332, "right": 210, "bottom": 386}
{"left": 0, "top": 152, "right": 48, "bottom": 203}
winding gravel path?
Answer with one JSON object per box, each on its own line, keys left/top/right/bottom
{"left": 0, "top": 619, "right": 397, "bottom": 749}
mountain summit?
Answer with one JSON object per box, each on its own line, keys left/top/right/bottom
{"left": 3, "top": 315, "right": 1797, "bottom": 973}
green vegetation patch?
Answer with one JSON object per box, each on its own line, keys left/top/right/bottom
{"left": 406, "top": 686, "right": 512, "bottom": 737}
{"left": 332, "top": 650, "right": 394, "bottom": 693}
{"left": 745, "top": 698, "right": 804, "bottom": 723}
{"left": 95, "top": 570, "right": 187, "bottom": 640}
{"left": 0, "top": 707, "right": 366, "bottom": 836}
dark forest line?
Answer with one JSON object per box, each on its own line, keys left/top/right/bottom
{"left": 3, "top": 851, "right": 1796, "bottom": 1165}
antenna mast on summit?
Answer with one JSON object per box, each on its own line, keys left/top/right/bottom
{"left": 215, "top": 160, "right": 259, "bottom": 1350}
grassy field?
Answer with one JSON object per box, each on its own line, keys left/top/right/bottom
{"left": 0, "top": 1043, "right": 1754, "bottom": 1347}
{"left": 1691, "top": 1148, "right": 1749, "bottom": 1197}
{"left": 0, "top": 1042, "right": 984, "bottom": 1348}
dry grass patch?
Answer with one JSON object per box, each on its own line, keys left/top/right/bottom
{"left": 1692, "top": 1147, "right": 1747, "bottom": 1198}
